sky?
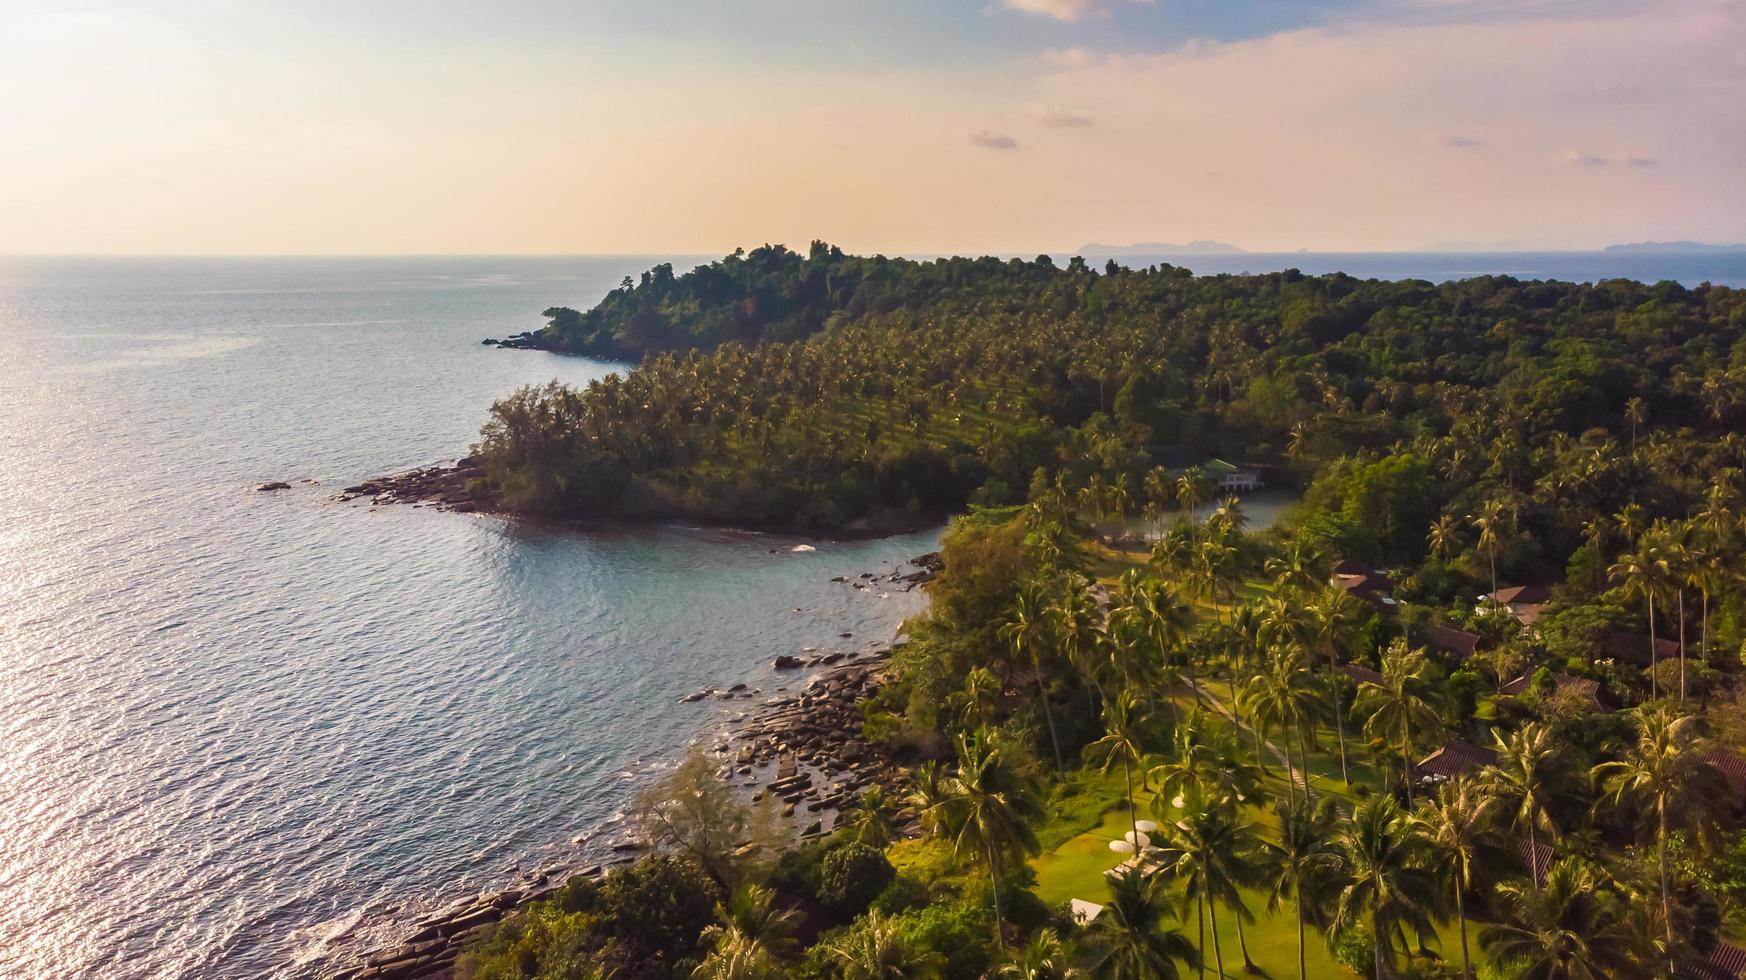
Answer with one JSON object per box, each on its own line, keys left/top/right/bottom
{"left": 0, "top": 0, "right": 1742, "bottom": 255}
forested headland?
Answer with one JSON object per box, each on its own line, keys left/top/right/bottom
{"left": 422, "top": 246, "right": 1746, "bottom": 980}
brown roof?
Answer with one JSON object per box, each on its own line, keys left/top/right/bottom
{"left": 1490, "top": 584, "right": 1553, "bottom": 605}
{"left": 1602, "top": 631, "right": 1682, "bottom": 665}
{"left": 1512, "top": 603, "right": 1546, "bottom": 627}
{"left": 1682, "top": 941, "right": 1746, "bottom": 980}
{"left": 1339, "top": 663, "right": 1382, "bottom": 686}
{"left": 1412, "top": 738, "right": 1498, "bottom": 782}
{"left": 1334, "top": 572, "right": 1396, "bottom": 605}
{"left": 1514, "top": 837, "right": 1554, "bottom": 889}
{"left": 1329, "top": 558, "right": 1376, "bottom": 577}
{"left": 1499, "top": 672, "right": 1604, "bottom": 710}
{"left": 1704, "top": 751, "right": 1746, "bottom": 800}
{"left": 1425, "top": 624, "right": 1484, "bottom": 659}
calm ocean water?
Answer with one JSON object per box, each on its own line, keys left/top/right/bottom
{"left": 0, "top": 250, "right": 1735, "bottom": 979}
{"left": 0, "top": 256, "right": 937, "bottom": 979}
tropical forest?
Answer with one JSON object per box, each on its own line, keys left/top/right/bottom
{"left": 455, "top": 244, "right": 1746, "bottom": 980}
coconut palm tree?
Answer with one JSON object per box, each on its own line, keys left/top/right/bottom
{"left": 1592, "top": 707, "right": 1729, "bottom": 958}
{"left": 1082, "top": 870, "right": 1200, "bottom": 980}
{"left": 1260, "top": 796, "right": 1343, "bottom": 980}
{"left": 1482, "top": 722, "right": 1571, "bottom": 892}
{"left": 694, "top": 932, "right": 787, "bottom": 980}
{"left": 1149, "top": 707, "right": 1261, "bottom": 810}
{"left": 995, "top": 928, "right": 1077, "bottom": 980}
{"left": 1264, "top": 540, "right": 1325, "bottom": 594}
{"left": 1470, "top": 501, "right": 1507, "bottom": 601}
{"left": 1412, "top": 777, "right": 1504, "bottom": 978}
{"left": 1477, "top": 858, "right": 1644, "bottom": 980}
{"left": 1625, "top": 396, "right": 1647, "bottom": 451}
{"left": 926, "top": 730, "right": 1046, "bottom": 948}
{"left": 1427, "top": 513, "right": 1461, "bottom": 561}
{"left": 1354, "top": 640, "right": 1444, "bottom": 806}
{"left": 824, "top": 911, "right": 944, "bottom": 980}
{"left": 1608, "top": 536, "right": 1670, "bottom": 700}
{"left": 1177, "top": 467, "right": 1210, "bottom": 541}
{"left": 1000, "top": 578, "right": 1064, "bottom": 770}
{"left": 1304, "top": 589, "right": 1361, "bottom": 786}
{"left": 1333, "top": 796, "right": 1440, "bottom": 979}
{"left": 843, "top": 786, "right": 898, "bottom": 850}
{"left": 1085, "top": 692, "right": 1159, "bottom": 849}
{"left": 1151, "top": 786, "right": 1264, "bottom": 978}
{"left": 1239, "top": 647, "right": 1322, "bottom": 803}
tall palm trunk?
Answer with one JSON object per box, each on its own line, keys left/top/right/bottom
{"left": 1122, "top": 753, "right": 1139, "bottom": 851}
{"left": 1401, "top": 715, "right": 1414, "bottom": 807}
{"left": 1295, "top": 893, "right": 1306, "bottom": 980}
{"left": 1208, "top": 887, "right": 1227, "bottom": 979}
{"left": 1648, "top": 595, "right": 1659, "bottom": 701}
{"left": 1196, "top": 892, "right": 1207, "bottom": 980}
{"left": 1678, "top": 590, "right": 1687, "bottom": 704}
{"left": 1659, "top": 798, "right": 1673, "bottom": 952}
{"left": 1294, "top": 717, "right": 1313, "bottom": 803}
{"left": 1332, "top": 676, "right": 1351, "bottom": 785}
{"left": 1234, "top": 910, "right": 1256, "bottom": 973}
{"left": 1455, "top": 878, "right": 1472, "bottom": 979}
{"left": 984, "top": 839, "right": 1005, "bottom": 950}
{"left": 1034, "top": 653, "right": 1063, "bottom": 770}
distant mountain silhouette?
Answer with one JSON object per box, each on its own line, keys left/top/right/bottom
{"left": 1603, "top": 240, "right": 1746, "bottom": 254}
{"left": 1077, "top": 240, "right": 1248, "bottom": 256}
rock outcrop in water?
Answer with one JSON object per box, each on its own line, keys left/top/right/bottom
{"left": 336, "top": 458, "right": 496, "bottom": 514}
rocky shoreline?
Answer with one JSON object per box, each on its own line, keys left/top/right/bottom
{"left": 320, "top": 554, "right": 937, "bottom": 980}
{"left": 334, "top": 458, "right": 499, "bottom": 514}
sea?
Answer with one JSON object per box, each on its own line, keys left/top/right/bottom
{"left": 0, "top": 250, "right": 1738, "bottom": 980}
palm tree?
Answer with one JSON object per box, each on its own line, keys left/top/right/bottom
{"left": 1592, "top": 707, "right": 1729, "bottom": 958}
{"left": 926, "top": 731, "right": 1046, "bottom": 948}
{"left": 1470, "top": 501, "right": 1507, "bottom": 601}
{"left": 694, "top": 932, "right": 787, "bottom": 980}
{"left": 1427, "top": 513, "right": 1461, "bottom": 561}
{"left": 1151, "top": 787, "right": 1263, "bottom": 978}
{"left": 1478, "top": 858, "right": 1644, "bottom": 979}
{"left": 1082, "top": 870, "right": 1200, "bottom": 980}
{"left": 1085, "top": 692, "right": 1158, "bottom": 849}
{"left": 1482, "top": 722, "right": 1570, "bottom": 892}
{"left": 824, "top": 911, "right": 944, "bottom": 980}
{"left": 1354, "top": 640, "right": 1444, "bottom": 806}
{"left": 1132, "top": 578, "right": 1193, "bottom": 714}
{"left": 1000, "top": 578, "right": 1065, "bottom": 770}
{"left": 1625, "top": 396, "right": 1647, "bottom": 451}
{"left": 843, "top": 786, "right": 898, "bottom": 850}
{"left": 1333, "top": 796, "right": 1440, "bottom": 980}
{"left": 1260, "top": 796, "right": 1343, "bottom": 980}
{"left": 1239, "top": 647, "right": 1321, "bottom": 803}
{"left": 1609, "top": 536, "right": 1669, "bottom": 700}
{"left": 1264, "top": 540, "right": 1324, "bottom": 594}
{"left": 1304, "top": 589, "right": 1361, "bottom": 786}
{"left": 1177, "top": 467, "right": 1209, "bottom": 543}
{"left": 1149, "top": 707, "right": 1261, "bottom": 809}
{"left": 1412, "top": 778, "right": 1503, "bottom": 978}
{"left": 996, "top": 928, "right": 1077, "bottom": 980}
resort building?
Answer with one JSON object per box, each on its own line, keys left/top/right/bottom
{"left": 1424, "top": 623, "right": 1485, "bottom": 663}
{"left": 1411, "top": 737, "right": 1498, "bottom": 785}
{"left": 1479, "top": 584, "right": 1552, "bottom": 627}
{"left": 1499, "top": 671, "right": 1607, "bottom": 712}
{"left": 1204, "top": 458, "right": 1263, "bottom": 493}
{"left": 1330, "top": 559, "right": 1397, "bottom": 608}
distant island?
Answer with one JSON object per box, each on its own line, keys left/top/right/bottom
{"left": 1076, "top": 240, "right": 1248, "bottom": 255}
{"left": 1604, "top": 240, "right": 1746, "bottom": 254}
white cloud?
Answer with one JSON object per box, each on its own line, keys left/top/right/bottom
{"left": 1001, "top": 0, "right": 1151, "bottom": 22}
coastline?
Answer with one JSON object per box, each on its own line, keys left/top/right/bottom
{"left": 340, "top": 457, "right": 946, "bottom": 541}
{"left": 315, "top": 551, "right": 938, "bottom": 980}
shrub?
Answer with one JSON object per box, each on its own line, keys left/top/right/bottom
{"left": 1332, "top": 926, "right": 1376, "bottom": 978}
{"left": 818, "top": 842, "right": 895, "bottom": 914}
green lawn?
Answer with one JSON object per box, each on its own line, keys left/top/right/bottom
{"left": 1031, "top": 688, "right": 1459, "bottom": 979}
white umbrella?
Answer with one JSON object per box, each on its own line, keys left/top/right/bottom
{"left": 1108, "top": 839, "right": 1135, "bottom": 854}
{"left": 1134, "top": 819, "right": 1158, "bottom": 832}
{"left": 1123, "top": 830, "right": 1151, "bottom": 848}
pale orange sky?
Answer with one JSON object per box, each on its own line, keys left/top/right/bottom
{"left": 1, "top": 0, "right": 1742, "bottom": 254}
